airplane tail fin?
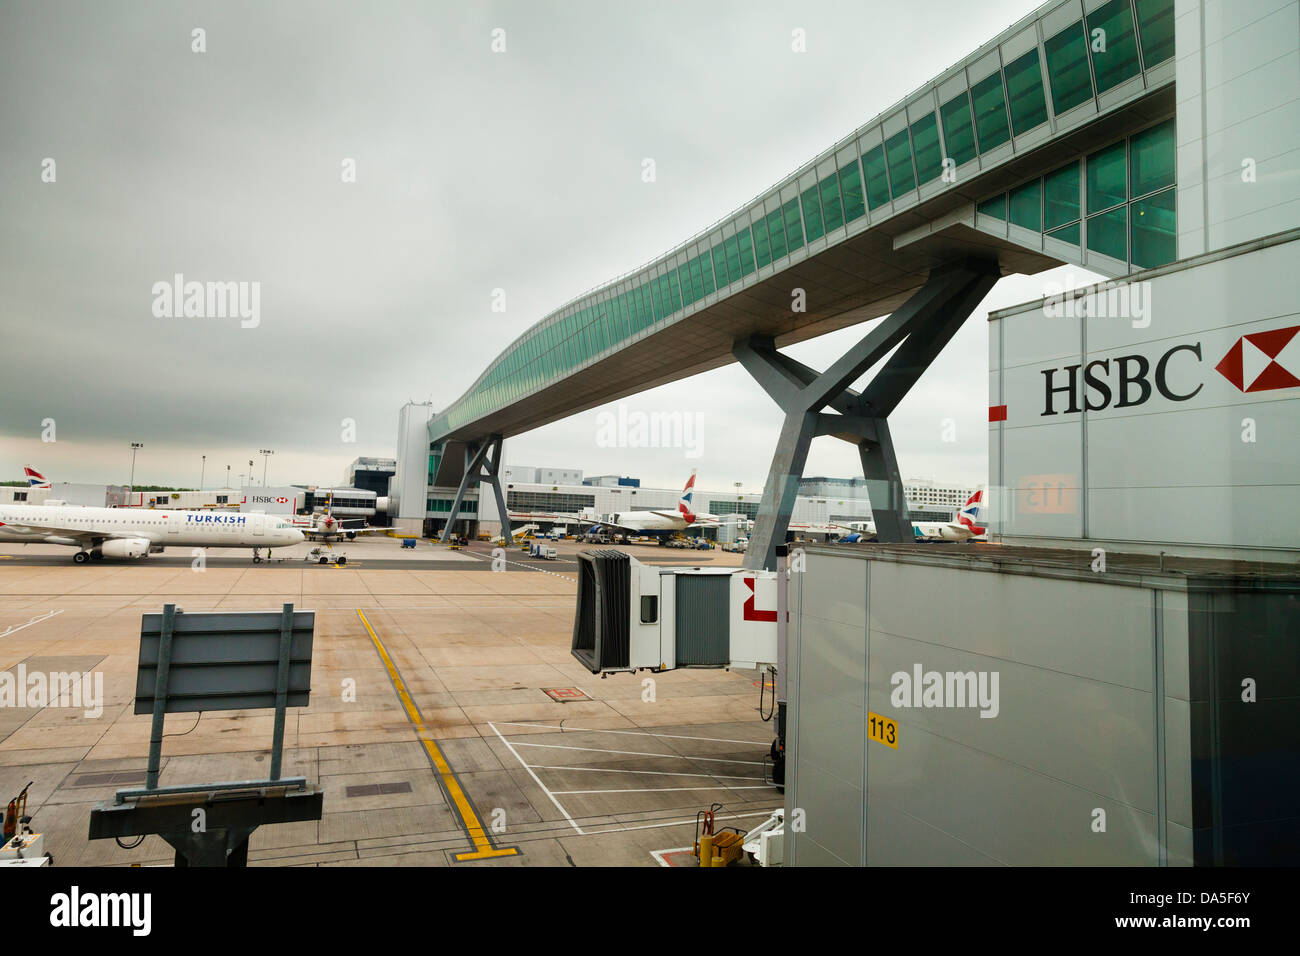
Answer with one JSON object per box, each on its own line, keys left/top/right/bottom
{"left": 958, "top": 486, "right": 986, "bottom": 535}
{"left": 677, "top": 469, "right": 698, "bottom": 523}
{"left": 23, "top": 465, "right": 51, "bottom": 489}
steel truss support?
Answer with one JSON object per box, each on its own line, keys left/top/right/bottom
{"left": 439, "top": 434, "right": 512, "bottom": 545}
{"left": 737, "top": 259, "right": 1000, "bottom": 571}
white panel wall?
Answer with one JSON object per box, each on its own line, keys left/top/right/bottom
{"left": 392, "top": 401, "right": 434, "bottom": 522}
{"left": 1176, "top": 0, "right": 1300, "bottom": 256}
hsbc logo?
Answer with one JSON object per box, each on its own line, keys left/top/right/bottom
{"left": 1041, "top": 342, "right": 1202, "bottom": 416}
{"left": 1214, "top": 325, "right": 1300, "bottom": 392}
{"left": 1038, "top": 326, "right": 1299, "bottom": 417}
{"left": 245, "top": 495, "right": 290, "bottom": 504}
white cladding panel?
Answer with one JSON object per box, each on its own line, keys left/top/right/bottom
{"left": 990, "top": 235, "right": 1300, "bottom": 555}
{"left": 393, "top": 402, "right": 435, "bottom": 520}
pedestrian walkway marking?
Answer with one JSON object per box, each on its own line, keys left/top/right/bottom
{"left": 357, "top": 609, "right": 518, "bottom": 862}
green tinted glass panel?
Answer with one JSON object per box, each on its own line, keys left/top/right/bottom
{"left": 1134, "top": 0, "right": 1175, "bottom": 66}
{"left": 1044, "top": 22, "right": 1094, "bottom": 114}
{"left": 638, "top": 284, "right": 654, "bottom": 326}
{"left": 723, "top": 236, "right": 741, "bottom": 283}
{"left": 971, "top": 72, "right": 1011, "bottom": 152}
{"left": 624, "top": 291, "right": 638, "bottom": 332}
{"left": 1087, "top": 140, "right": 1127, "bottom": 213}
{"left": 782, "top": 198, "right": 804, "bottom": 250}
{"left": 1048, "top": 221, "right": 1080, "bottom": 245}
{"left": 885, "top": 129, "right": 916, "bottom": 197}
{"left": 649, "top": 278, "right": 663, "bottom": 319}
{"left": 910, "top": 113, "right": 943, "bottom": 185}
{"left": 1131, "top": 187, "right": 1176, "bottom": 268}
{"left": 699, "top": 254, "right": 716, "bottom": 296}
{"left": 711, "top": 245, "right": 728, "bottom": 288}
{"left": 688, "top": 259, "right": 704, "bottom": 302}
{"left": 766, "top": 209, "right": 787, "bottom": 260}
{"left": 1009, "top": 180, "right": 1042, "bottom": 231}
{"left": 737, "top": 229, "right": 756, "bottom": 276}
{"left": 678, "top": 265, "right": 695, "bottom": 305}
{"left": 819, "top": 174, "right": 844, "bottom": 232}
{"left": 753, "top": 216, "right": 772, "bottom": 268}
{"left": 862, "top": 145, "right": 891, "bottom": 209}
{"left": 667, "top": 271, "right": 682, "bottom": 312}
{"left": 800, "top": 185, "right": 824, "bottom": 241}
{"left": 977, "top": 193, "right": 1006, "bottom": 220}
{"left": 1044, "top": 161, "right": 1081, "bottom": 229}
{"left": 1087, "top": 205, "right": 1127, "bottom": 260}
{"left": 1087, "top": 0, "right": 1141, "bottom": 94}
{"left": 1004, "top": 49, "right": 1049, "bottom": 134}
{"left": 1129, "top": 119, "right": 1175, "bottom": 197}
{"left": 940, "top": 92, "right": 977, "bottom": 166}
{"left": 839, "top": 163, "right": 866, "bottom": 222}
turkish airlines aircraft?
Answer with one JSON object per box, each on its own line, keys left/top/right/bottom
{"left": 0, "top": 503, "right": 304, "bottom": 563}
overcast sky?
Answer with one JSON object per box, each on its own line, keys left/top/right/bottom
{"left": 0, "top": 0, "right": 1095, "bottom": 494}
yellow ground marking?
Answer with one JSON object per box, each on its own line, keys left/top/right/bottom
{"left": 356, "top": 609, "right": 518, "bottom": 861}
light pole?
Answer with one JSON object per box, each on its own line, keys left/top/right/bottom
{"left": 226, "top": 464, "right": 231, "bottom": 490}
{"left": 200, "top": 455, "right": 206, "bottom": 491}
{"left": 128, "top": 443, "right": 143, "bottom": 502}
{"left": 259, "top": 449, "right": 274, "bottom": 487}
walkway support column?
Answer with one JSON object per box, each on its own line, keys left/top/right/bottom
{"left": 439, "top": 435, "right": 512, "bottom": 545}
{"left": 737, "top": 259, "right": 1000, "bottom": 571}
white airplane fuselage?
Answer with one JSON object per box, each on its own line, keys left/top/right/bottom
{"left": 0, "top": 504, "right": 304, "bottom": 556}
{"left": 845, "top": 519, "right": 977, "bottom": 542}
{"left": 595, "top": 510, "right": 719, "bottom": 534}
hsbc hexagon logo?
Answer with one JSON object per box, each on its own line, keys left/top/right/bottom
{"left": 1215, "top": 325, "right": 1300, "bottom": 392}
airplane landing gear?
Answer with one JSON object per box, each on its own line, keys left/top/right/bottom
{"left": 252, "top": 548, "right": 262, "bottom": 564}
{"left": 73, "top": 551, "right": 89, "bottom": 564}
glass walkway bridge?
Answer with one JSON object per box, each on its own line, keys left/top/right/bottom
{"left": 428, "top": 0, "right": 1179, "bottom": 569}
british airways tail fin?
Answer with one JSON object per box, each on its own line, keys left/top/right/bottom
{"left": 677, "top": 469, "right": 697, "bottom": 522}
{"left": 957, "top": 486, "right": 986, "bottom": 535}
{"left": 23, "top": 465, "right": 51, "bottom": 489}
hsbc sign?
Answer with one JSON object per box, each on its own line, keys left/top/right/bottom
{"left": 238, "top": 488, "right": 299, "bottom": 514}
{"left": 989, "top": 235, "right": 1300, "bottom": 556}
{"left": 1038, "top": 325, "right": 1299, "bottom": 417}
{"left": 1041, "top": 342, "right": 1202, "bottom": 415}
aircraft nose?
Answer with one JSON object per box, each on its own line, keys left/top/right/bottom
{"left": 292, "top": 530, "right": 306, "bottom": 544}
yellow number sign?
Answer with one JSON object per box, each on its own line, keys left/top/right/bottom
{"left": 867, "top": 711, "right": 898, "bottom": 749}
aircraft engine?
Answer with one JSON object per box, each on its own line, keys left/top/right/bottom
{"left": 100, "top": 537, "right": 150, "bottom": 558}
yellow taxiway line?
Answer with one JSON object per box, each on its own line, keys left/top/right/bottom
{"left": 356, "top": 609, "right": 518, "bottom": 862}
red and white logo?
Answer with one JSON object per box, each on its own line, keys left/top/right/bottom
{"left": 1215, "top": 325, "right": 1300, "bottom": 393}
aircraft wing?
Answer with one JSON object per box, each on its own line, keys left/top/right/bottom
{"left": 0, "top": 517, "right": 112, "bottom": 542}
{"left": 647, "top": 510, "right": 720, "bottom": 525}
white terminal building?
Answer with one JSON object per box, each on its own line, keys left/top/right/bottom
{"left": 385, "top": 432, "right": 975, "bottom": 538}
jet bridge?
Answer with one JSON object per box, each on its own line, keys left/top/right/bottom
{"left": 570, "top": 550, "right": 779, "bottom": 674}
